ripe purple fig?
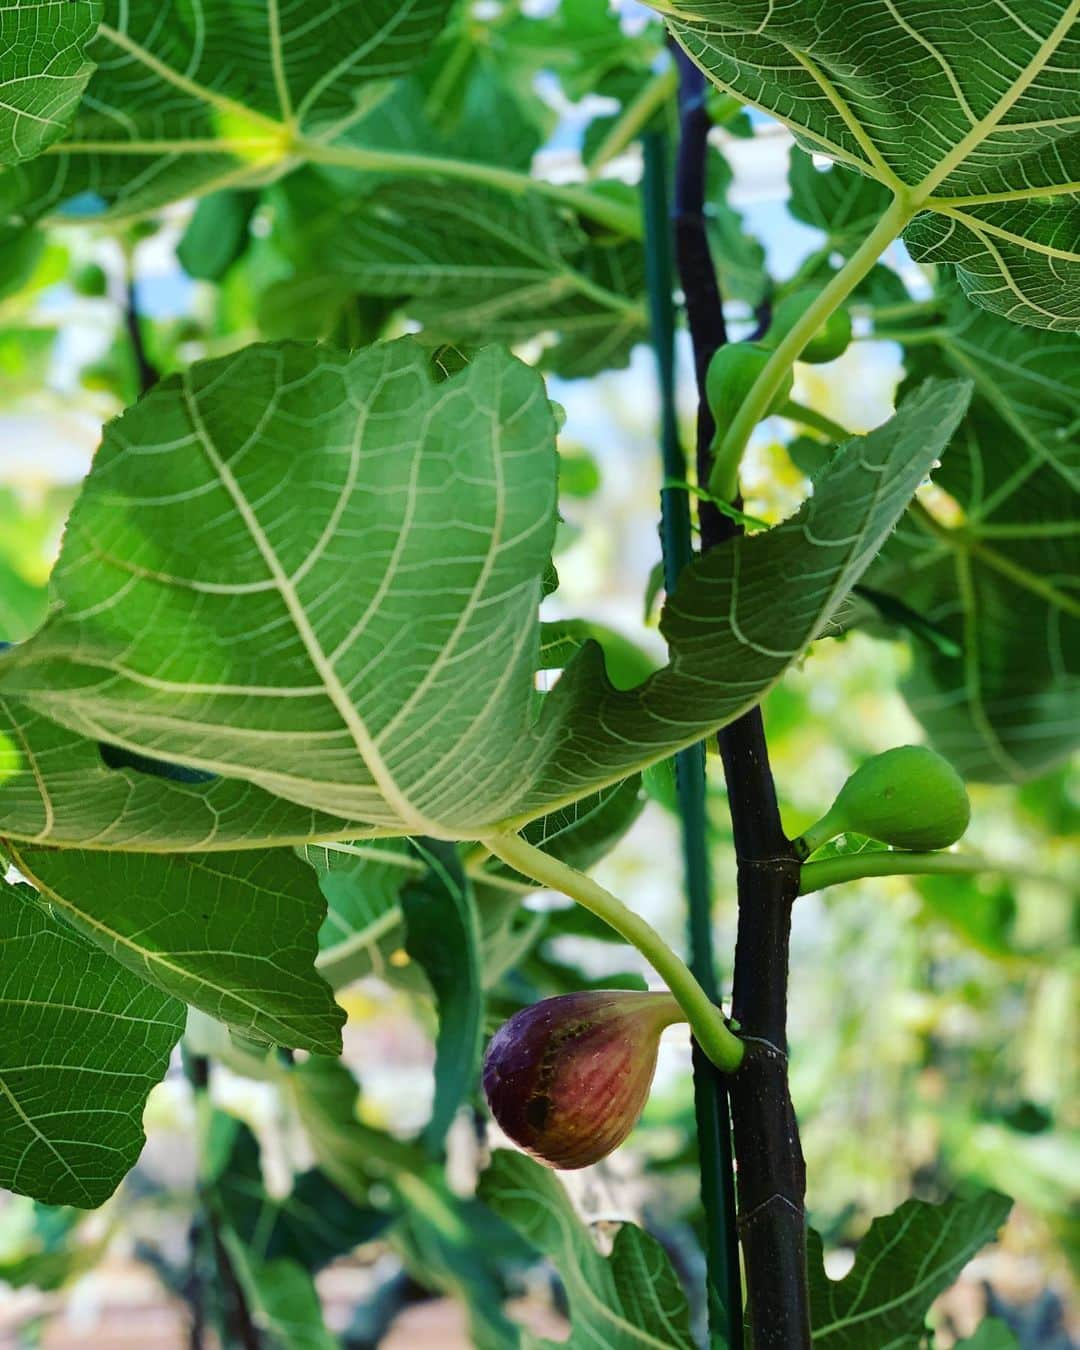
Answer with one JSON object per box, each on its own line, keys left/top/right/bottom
{"left": 482, "top": 990, "right": 684, "bottom": 1169}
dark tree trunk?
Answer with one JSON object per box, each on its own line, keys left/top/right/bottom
{"left": 672, "top": 44, "right": 811, "bottom": 1348}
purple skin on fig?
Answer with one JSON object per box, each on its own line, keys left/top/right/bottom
{"left": 482, "top": 990, "right": 683, "bottom": 1169}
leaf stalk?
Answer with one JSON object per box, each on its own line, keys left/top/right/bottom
{"left": 479, "top": 831, "right": 744, "bottom": 1073}
{"left": 297, "top": 137, "right": 644, "bottom": 239}
{"left": 798, "top": 849, "right": 1059, "bottom": 894}
{"left": 708, "top": 192, "right": 916, "bottom": 499}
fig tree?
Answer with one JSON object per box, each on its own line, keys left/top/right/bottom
{"left": 482, "top": 989, "right": 684, "bottom": 1169}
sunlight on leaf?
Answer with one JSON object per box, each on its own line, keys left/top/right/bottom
{"left": 0, "top": 879, "right": 184, "bottom": 1207}
{"left": 657, "top": 2, "right": 1080, "bottom": 329}
{"left": 0, "top": 0, "right": 101, "bottom": 167}
{"left": 7, "top": 844, "right": 344, "bottom": 1052}
{"left": 0, "top": 341, "right": 971, "bottom": 842}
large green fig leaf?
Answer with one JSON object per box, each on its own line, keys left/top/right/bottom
{"left": 0, "top": 340, "right": 970, "bottom": 840}
{"left": 308, "top": 780, "right": 644, "bottom": 991}
{"left": 1, "top": 0, "right": 454, "bottom": 221}
{"left": 0, "top": 700, "right": 372, "bottom": 849}
{"left": 271, "top": 174, "right": 647, "bottom": 378}
{"left": 479, "top": 1149, "right": 695, "bottom": 1349}
{"left": 0, "top": 339, "right": 560, "bottom": 835}
{"left": 0, "top": 878, "right": 184, "bottom": 1206}
{"left": 400, "top": 841, "right": 483, "bottom": 1154}
{"left": 6, "top": 843, "right": 344, "bottom": 1052}
{"left": 865, "top": 289, "right": 1080, "bottom": 780}
{"left": 0, "top": 0, "right": 101, "bottom": 167}
{"left": 808, "top": 1190, "right": 1012, "bottom": 1347}
{"left": 657, "top": 1, "right": 1080, "bottom": 329}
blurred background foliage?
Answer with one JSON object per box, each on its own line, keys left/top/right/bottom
{"left": 0, "top": 0, "right": 1076, "bottom": 1345}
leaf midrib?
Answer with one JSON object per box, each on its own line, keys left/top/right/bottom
{"left": 180, "top": 367, "right": 440, "bottom": 837}
{"left": 46, "top": 13, "right": 644, "bottom": 240}
{"left": 680, "top": 2, "right": 1080, "bottom": 213}
{"left": 910, "top": 501, "right": 1080, "bottom": 618}
{"left": 814, "top": 1209, "right": 998, "bottom": 1337}
{"left": 9, "top": 844, "right": 323, "bottom": 1044}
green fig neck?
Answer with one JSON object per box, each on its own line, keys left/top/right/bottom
{"left": 793, "top": 802, "right": 848, "bottom": 859}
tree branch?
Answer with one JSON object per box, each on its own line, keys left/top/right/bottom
{"left": 183, "top": 1050, "right": 262, "bottom": 1350}
{"left": 799, "top": 849, "right": 1057, "bottom": 894}
{"left": 643, "top": 124, "right": 743, "bottom": 1350}
{"left": 124, "top": 273, "right": 159, "bottom": 396}
{"left": 671, "top": 46, "right": 811, "bottom": 1348}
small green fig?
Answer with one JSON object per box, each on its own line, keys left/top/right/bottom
{"left": 764, "top": 289, "right": 852, "bottom": 364}
{"left": 128, "top": 219, "right": 160, "bottom": 243}
{"left": 72, "top": 262, "right": 108, "bottom": 297}
{"left": 173, "top": 317, "right": 206, "bottom": 343}
{"left": 482, "top": 990, "right": 683, "bottom": 1169}
{"left": 78, "top": 358, "right": 121, "bottom": 393}
{"left": 705, "top": 342, "right": 794, "bottom": 433}
{"left": 795, "top": 745, "right": 971, "bottom": 858}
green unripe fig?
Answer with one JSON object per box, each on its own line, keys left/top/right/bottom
{"left": 705, "top": 342, "right": 793, "bottom": 432}
{"left": 764, "top": 289, "right": 852, "bottom": 364}
{"left": 173, "top": 317, "right": 206, "bottom": 343}
{"left": 796, "top": 745, "right": 971, "bottom": 857}
{"left": 78, "top": 359, "right": 120, "bottom": 393}
{"left": 128, "top": 219, "right": 160, "bottom": 243}
{"left": 72, "top": 262, "right": 108, "bottom": 297}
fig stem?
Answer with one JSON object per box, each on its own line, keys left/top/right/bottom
{"left": 779, "top": 399, "right": 851, "bottom": 446}
{"left": 792, "top": 803, "right": 847, "bottom": 861}
{"left": 798, "top": 849, "right": 1060, "bottom": 894}
{"left": 707, "top": 191, "right": 916, "bottom": 501}
{"left": 588, "top": 63, "right": 680, "bottom": 178}
{"left": 297, "top": 138, "right": 644, "bottom": 240}
{"left": 480, "top": 830, "right": 745, "bottom": 1072}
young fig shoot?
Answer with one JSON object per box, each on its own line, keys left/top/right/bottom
{"left": 483, "top": 990, "right": 685, "bottom": 1169}
{"left": 795, "top": 745, "right": 971, "bottom": 859}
